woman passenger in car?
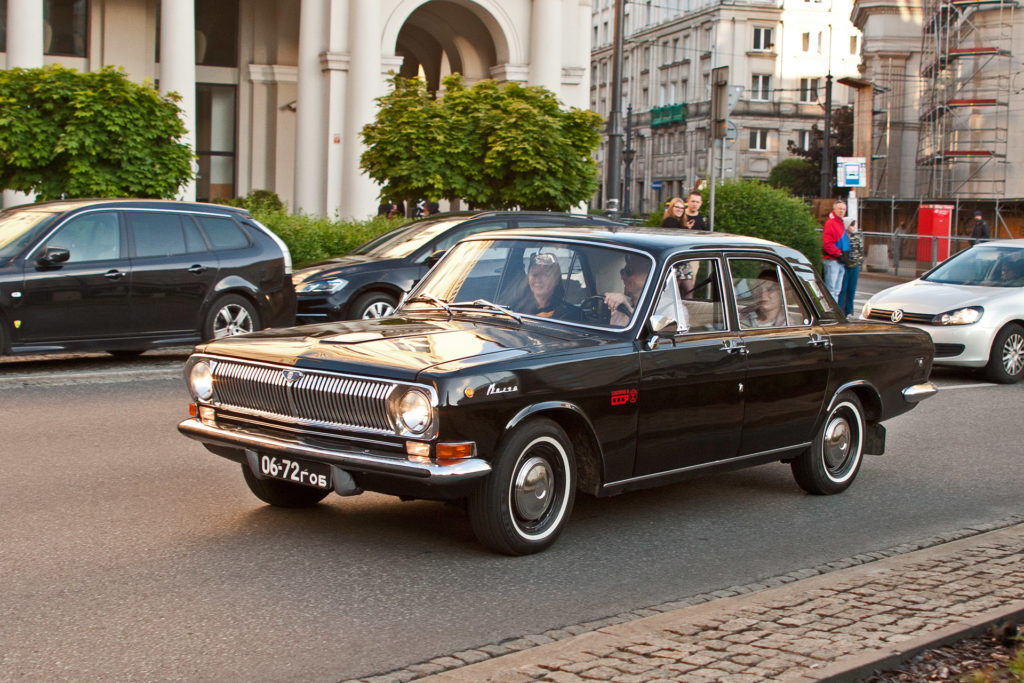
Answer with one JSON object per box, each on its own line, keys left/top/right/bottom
{"left": 742, "top": 269, "right": 788, "bottom": 328}
{"left": 519, "top": 253, "right": 581, "bottom": 321}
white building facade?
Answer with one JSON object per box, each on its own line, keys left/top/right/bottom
{"left": 1, "top": 0, "right": 594, "bottom": 219}
{"left": 591, "top": 0, "right": 862, "bottom": 214}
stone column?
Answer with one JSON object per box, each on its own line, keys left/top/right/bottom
{"left": 160, "top": 0, "right": 197, "bottom": 201}
{"left": 294, "top": 0, "right": 328, "bottom": 215}
{"left": 529, "top": 0, "right": 562, "bottom": 95}
{"left": 341, "top": 0, "right": 381, "bottom": 220}
{"left": 3, "top": 0, "right": 43, "bottom": 207}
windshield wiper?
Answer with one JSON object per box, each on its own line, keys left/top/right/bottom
{"left": 404, "top": 293, "right": 453, "bottom": 318}
{"left": 448, "top": 299, "right": 523, "bottom": 323}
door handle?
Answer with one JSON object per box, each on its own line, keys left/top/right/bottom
{"left": 807, "top": 333, "right": 831, "bottom": 349}
{"left": 188, "top": 264, "right": 207, "bottom": 274}
{"left": 720, "top": 339, "right": 749, "bottom": 356}
{"left": 103, "top": 269, "right": 125, "bottom": 280}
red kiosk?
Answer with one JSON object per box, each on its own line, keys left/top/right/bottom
{"left": 917, "top": 204, "right": 954, "bottom": 265}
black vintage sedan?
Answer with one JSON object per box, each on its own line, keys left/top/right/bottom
{"left": 179, "top": 227, "right": 937, "bottom": 555}
{"left": 0, "top": 199, "right": 295, "bottom": 356}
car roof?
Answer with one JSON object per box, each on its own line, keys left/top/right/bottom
{"left": 462, "top": 224, "right": 787, "bottom": 258}
{"left": 5, "top": 199, "right": 251, "bottom": 216}
{"left": 410, "top": 210, "right": 625, "bottom": 225}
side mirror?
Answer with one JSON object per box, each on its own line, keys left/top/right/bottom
{"left": 425, "top": 249, "right": 447, "bottom": 267}
{"left": 646, "top": 315, "right": 678, "bottom": 349}
{"left": 37, "top": 246, "right": 70, "bottom": 266}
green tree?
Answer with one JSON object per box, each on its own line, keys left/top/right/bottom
{"left": 0, "top": 65, "right": 194, "bottom": 200}
{"left": 785, "top": 105, "right": 854, "bottom": 197}
{"left": 767, "top": 157, "right": 819, "bottom": 198}
{"left": 710, "top": 179, "right": 822, "bottom": 269}
{"left": 361, "top": 74, "right": 603, "bottom": 211}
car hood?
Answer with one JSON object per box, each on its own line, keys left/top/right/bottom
{"left": 194, "top": 316, "right": 607, "bottom": 381}
{"left": 868, "top": 279, "right": 1019, "bottom": 314}
{"left": 293, "top": 254, "right": 401, "bottom": 283}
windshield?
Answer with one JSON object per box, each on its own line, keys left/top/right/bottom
{"left": 924, "top": 245, "right": 1024, "bottom": 287}
{"left": 351, "top": 217, "right": 468, "bottom": 260}
{"left": 0, "top": 209, "right": 61, "bottom": 260}
{"left": 401, "top": 237, "right": 655, "bottom": 329}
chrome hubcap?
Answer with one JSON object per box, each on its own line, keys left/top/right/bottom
{"left": 1002, "top": 332, "right": 1024, "bottom": 376}
{"left": 214, "top": 304, "right": 253, "bottom": 338}
{"left": 822, "top": 416, "right": 851, "bottom": 471}
{"left": 513, "top": 456, "right": 553, "bottom": 522}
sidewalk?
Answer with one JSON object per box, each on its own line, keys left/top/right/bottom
{"left": 351, "top": 518, "right": 1024, "bottom": 683}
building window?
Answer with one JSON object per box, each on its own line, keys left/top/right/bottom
{"left": 156, "top": 0, "right": 239, "bottom": 66}
{"left": 799, "top": 78, "right": 819, "bottom": 103}
{"left": 802, "top": 32, "right": 810, "bottom": 52}
{"left": 601, "top": 61, "right": 608, "bottom": 83}
{"left": 643, "top": 46, "right": 651, "bottom": 70}
{"left": 850, "top": 35, "right": 859, "bottom": 54}
{"left": 682, "top": 33, "right": 690, "bottom": 60}
{"left": 196, "top": 84, "right": 237, "bottom": 202}
{"left": 42, "top": 0, "right": 88, "bottom": 57}
{"left": 680, "top": 79, "right": 688, "bottom": 102}
{"left": 593, "top": 25, "right": 598, "bottom": 45}
{"left": 602, "top": 21, "right": 608, "bottom": 44}
{"left": 671, "top": 38, "right": 679, "bottom": 62}
{"left": 592, "top": 63, "right": 598, "bottom": 84}
{"left": 752, "top": 27, "right": 773, "bottom": 51}
{"left": 703, "top": 73, "right": 710, "bottom": 99}
{"left": 623, "top": 55, "right": 630, "bottom": 81}
{"left": 749, "top": 129, "right": 769, "bottom": 151}
{"left": 751, "top": 74, "right": 771, "bottom": 102}
{"left": 642, "top": 87, "right": 649, "bottom": 107}
{"left": 796, "top": 130, "right": 812, "bottom": 151}
{"left": 662, "top": 40, "right": 671, "bottom": 65}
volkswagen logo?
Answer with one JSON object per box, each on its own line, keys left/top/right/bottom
{"left": 891, "top": 309, "right": 904, "bottom": 323}
{"left": 282, "top": 369, "right": 304, "bottom": 383}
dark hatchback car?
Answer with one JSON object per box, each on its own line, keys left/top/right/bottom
{"left": 179, "top": 226, "right": 936, "bottom": 555}
{"left": 292, "top": 211, "right": 623, "bottom": 322}
{"left": 0, "top": 199, "right": 296, "bottom": 356}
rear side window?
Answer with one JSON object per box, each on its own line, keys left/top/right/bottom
{"left": 196, "top": 215, "right": 250, "bottom": 251}
{"left": 128, "top": 212, "right": 201, "bottom": 258}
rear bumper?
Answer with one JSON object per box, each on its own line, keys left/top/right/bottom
{"left": 902, "top": 382, "right": 938, "bottom": 403}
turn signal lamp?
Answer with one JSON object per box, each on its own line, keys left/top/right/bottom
{"left": 436, "top": 442, "right": 476, "bottom": 465}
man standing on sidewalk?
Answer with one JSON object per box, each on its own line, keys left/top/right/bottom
{"left": 822, "top": 200, "right": 848, "bottom": 301}
{"left": 971, "top": 210, "right": 990, "bottom": 242}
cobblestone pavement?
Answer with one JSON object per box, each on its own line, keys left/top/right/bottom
{"left": 347, "top": 518, "right": 1024, "bottom": 683}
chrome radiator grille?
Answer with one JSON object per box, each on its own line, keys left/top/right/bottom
{"left": 211, "top": 359, "right": 396, "bottom": 433}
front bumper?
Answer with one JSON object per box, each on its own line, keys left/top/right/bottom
{"left": 178, "top": 417, "right": 491, "bottom": 482}
{"left": 900, "top": 322, "right": 995, "bottom": 368}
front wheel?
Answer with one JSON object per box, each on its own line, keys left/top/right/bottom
{"left": 984, "top": 323, "right": 1024, "bottom": 383}
{"left": 468, "top": 418, "right": 576, "bottom": 555}
{"left": 242, "top": 464, "right": 330, "bottom": 507}
{"left": 204, "top": 294, "right": 260, "bottom": 340}
{"left": 352, "top": 291, "right": 398, "bottom": 319}
{"left": 791, "top": 392, "right": 865, "bottom": 495}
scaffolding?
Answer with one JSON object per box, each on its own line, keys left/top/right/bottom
{"left": 917, "top": 0, "right": 1016, "bottom": 198}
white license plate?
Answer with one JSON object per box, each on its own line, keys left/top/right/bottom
{"left": 257, "top": 454, "right": 331, "bottom": 490}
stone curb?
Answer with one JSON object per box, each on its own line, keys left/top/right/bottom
{"left": 347, "top": 516, "right": 1024, "bottom": 683}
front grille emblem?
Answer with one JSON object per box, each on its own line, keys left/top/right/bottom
{"left": 891, "top": 309, "right": 904, "bottom": 323}
{"left": 283, "top": 369, "right": 304, "bottom": 384}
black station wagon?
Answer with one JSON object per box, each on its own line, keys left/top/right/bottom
{"left": 179, "top": 226, "right": 937, "bottom": 555}
{"left": 0, "top": 199, "right": 295, "bottom": 356}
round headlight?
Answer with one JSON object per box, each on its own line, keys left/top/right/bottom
{"left": 190, "top": 361, "right": 215, "bottom": 401}
{"left": 398, "top": 390, "right": 432, "bottom": 434}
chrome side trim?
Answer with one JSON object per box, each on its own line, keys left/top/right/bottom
{"left": 178, "top": 418, "right": 491, "bottom": 481}
{"left": 602, "top": 443, "right": 810, "bottom": 491}
{"left": 902, "top": 382, "right": 938, "bottom": 403}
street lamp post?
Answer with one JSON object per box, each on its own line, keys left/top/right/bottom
{"left": 604, "top": 0, "right": 625, "bottom": 217}
{"left": 623, "top": 105, "right": 635, "bottom": 218}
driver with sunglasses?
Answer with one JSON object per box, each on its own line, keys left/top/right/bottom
{"left": 604, "top": 253, "right": 651, "bottom": 327}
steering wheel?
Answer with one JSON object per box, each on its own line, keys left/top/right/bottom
{"left": 580, "top": 295, "right": 611, "bottom": 325}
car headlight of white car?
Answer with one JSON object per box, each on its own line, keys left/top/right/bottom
{"left": 298, "top": 277, "right": 348, "bottom": 294}
{"left": 932, "top": 306, "right": 983, "bottom": 325}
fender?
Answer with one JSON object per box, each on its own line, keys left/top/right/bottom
{"left": 212, "top": 275, "right": 259, "bottom": 297}
{"left": 825, "top": 379, "right": 886, "bottom": 455}
{"left": 505, "top": 401, "right": 608, "bottom": 494}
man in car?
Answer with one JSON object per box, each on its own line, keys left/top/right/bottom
{"left": 604, "top": 253, "right": 651, "bottom": 327}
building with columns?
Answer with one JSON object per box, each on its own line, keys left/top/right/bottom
{"left": 1, "top": 0, "right": 593, "bottom": 219}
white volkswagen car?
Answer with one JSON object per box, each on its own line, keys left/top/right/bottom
{"left": 862, "top": 239, "right": 1024, "bottom": 383}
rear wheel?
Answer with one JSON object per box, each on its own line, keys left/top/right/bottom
{"left": 791, "top": 392, "right": 865, "bottom": 495}
{"left": 241, "top": 463, "right": 330, "bottom": 507}
{"left": 352, "top": 291, "right": 398, "bottom": 319}
{"left": 204, "top": 294, "right": 260, "bottom": 340}
{"left": 468, "top": 418, "right": 576, "bottom": 555}
{"left": 984, "top": 323, "right": 1024, "bottom": 384}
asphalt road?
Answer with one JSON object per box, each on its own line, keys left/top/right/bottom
{"left": 1, "top": 275, "right": 1021, "bottom": 682}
